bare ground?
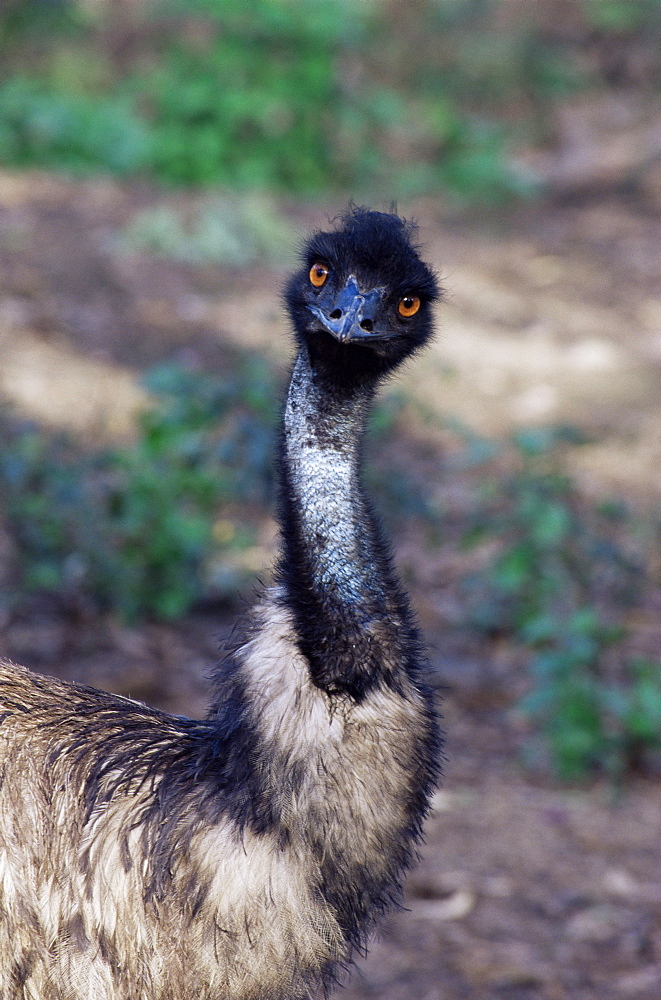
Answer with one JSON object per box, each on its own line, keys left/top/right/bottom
{"left": 0, "top": 171, "right": 659, "bottom": 999}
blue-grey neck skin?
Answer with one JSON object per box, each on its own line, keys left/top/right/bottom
{"left": 284, "top": 353, "right": 372, "bottom": 605}
{"left": 277, "top": 346, "right": 418, "bottom": 699}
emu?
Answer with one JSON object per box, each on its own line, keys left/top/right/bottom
{"left": 0, "top": 207, "right": 441, "bottom": 999}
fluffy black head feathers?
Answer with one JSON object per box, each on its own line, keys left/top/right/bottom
{"left": 285, "top": 206, "right": 440, "bottom": 385}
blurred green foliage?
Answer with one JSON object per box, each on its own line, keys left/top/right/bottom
{"left": 458, "top": 425, "right": 661, "bottom": 782}
{"left": 94, "top": 360, "right": 276, "bottom": 621}
{"left": 582, "top": 0, "right": 659, "bottom": 31}
{"left": 1, "top": 0, "right": 656, "bottom": 201}
{"left": 0, "top": 77, "right": 150, "bottom": 174}
{"left": 140, "top": 0, "right": 366, "bottom": 190}
{"left": 0, "top": 359, "right": 278, "bottom": 623}
{"left": 462, "top": 427, "right": 640, "bottom": 637}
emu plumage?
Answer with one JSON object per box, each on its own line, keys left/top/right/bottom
{"left": 0, "top": 207, "right": 441, "bottom": 999}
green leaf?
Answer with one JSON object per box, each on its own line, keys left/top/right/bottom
{"left": 493, "top": 543, "right": 535, "bottom": 591}
{"left": 531, "top": 501, "right": 571, "bottom": 547}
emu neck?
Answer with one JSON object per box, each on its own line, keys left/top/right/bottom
{"left": 284, "top": 353, "right": 373, "bottom": 602}
{"left": 278, "top": 349, "right": 411, "bottom": 698}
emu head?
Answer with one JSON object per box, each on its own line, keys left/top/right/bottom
{"left": 285, "top": 206, "right": 440, "bottom": 385}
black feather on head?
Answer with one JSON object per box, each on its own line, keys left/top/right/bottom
{"left": 285, "top": 206, "right": 440, "bottom": 387}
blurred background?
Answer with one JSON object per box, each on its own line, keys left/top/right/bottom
{"left": 0, "top": 1, "right": 660, "bottom": 997}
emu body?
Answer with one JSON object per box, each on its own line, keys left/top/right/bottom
{"left": 0, "top": 208, "right": 441, "bottom": 1000}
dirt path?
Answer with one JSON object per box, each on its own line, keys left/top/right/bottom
{"left": 346, "top": 776, "right": 661, "bottom": 1000}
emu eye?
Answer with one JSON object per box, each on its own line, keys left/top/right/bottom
{"left": 309, "top": 264, "right": 329, "bottom": 288}
{"left": 398, "top": 295, "right": 421, "bottom": 318}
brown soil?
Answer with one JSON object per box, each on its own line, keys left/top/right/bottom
{"left": 0, "top": 171, "right": 659, "bottom": 999}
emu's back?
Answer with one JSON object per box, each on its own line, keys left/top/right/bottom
{"left": 0, "top": 641, "right": 349, "bottom": 1000}
{"left": 0, "top": 659, "right": 250, "bottom": 998}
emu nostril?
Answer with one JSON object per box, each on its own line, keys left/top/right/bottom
{"left": 329, "top": 309, "right": 342, "bottom": 320}
{"left": 360, "top": 319, "right": 373, "bottom": 332}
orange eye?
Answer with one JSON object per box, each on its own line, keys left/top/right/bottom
{"left": 398, "top": 295, "right": 421, "bottom": 318}
{"left": 309, "top": 263, "right": 329, "bottom": 288}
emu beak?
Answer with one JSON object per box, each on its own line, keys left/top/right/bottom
{"left": 307, "top": 276, "right": 386, "bottom": 343}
